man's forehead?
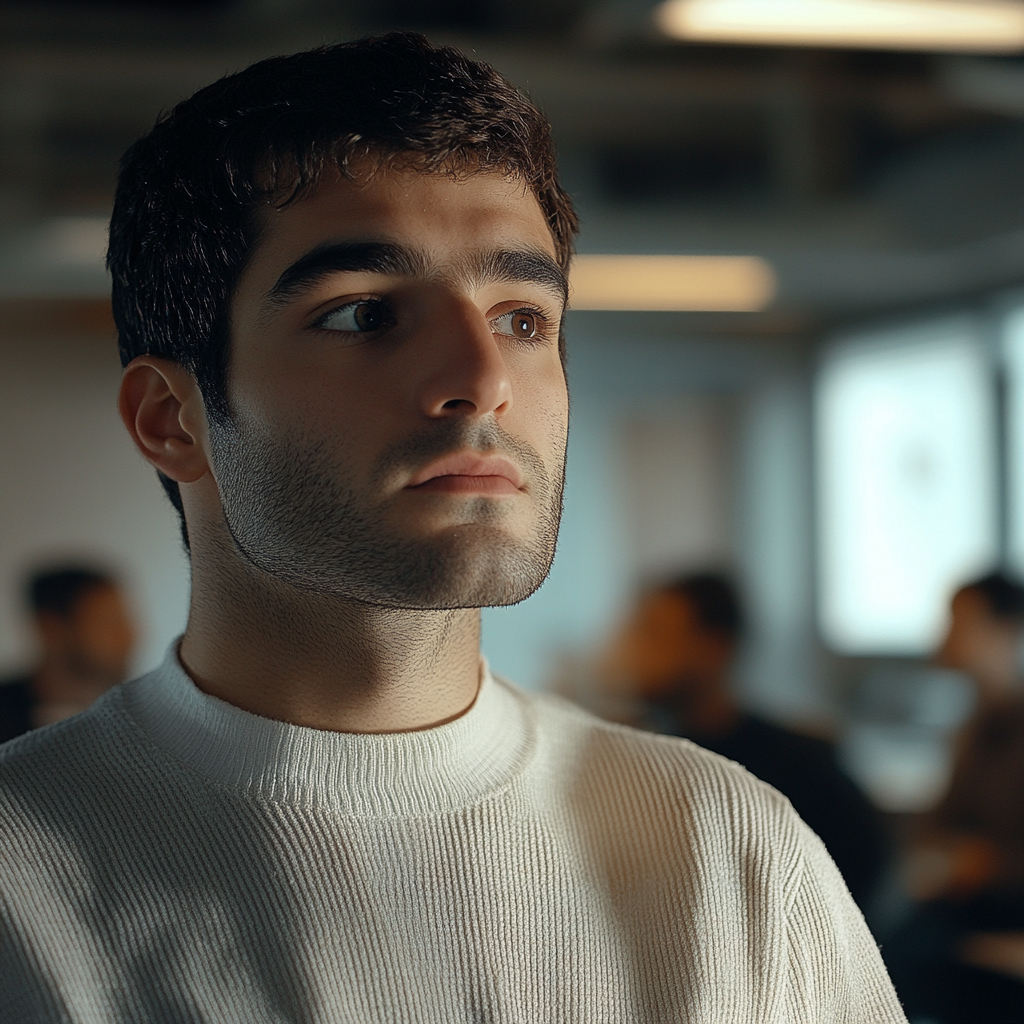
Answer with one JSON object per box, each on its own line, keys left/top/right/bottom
{"left": 234, "top": 171, "right": 565, "bottom": 325}
{"left": 263, "top": 166, "right": 553, "bottom": 249}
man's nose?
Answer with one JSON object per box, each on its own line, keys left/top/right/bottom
{"left": 414, "top": 297, "right": 514, "bottom": 420}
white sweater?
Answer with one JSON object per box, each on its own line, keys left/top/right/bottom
{"left": 0, "top": 650, "right": 906, "bottom": 1023}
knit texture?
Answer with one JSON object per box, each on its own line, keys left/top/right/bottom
{"left": 0, "top": 649, "right": 906, "bottom": 1023}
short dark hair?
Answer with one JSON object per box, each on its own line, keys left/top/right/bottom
{"left": 663, "top": 572, "right": 744, "bottom": 641}
{"left": 107, "top": 32, "right": 578, "bottom": 543}
{"left": 26, "top": 567, "right": 114, "bottom": 619}
{"left": 963, "top": 571, "right": 1024, "bottom": 620}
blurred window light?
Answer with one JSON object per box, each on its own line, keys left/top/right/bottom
{"left": 816, "top": 318, "right": 997, "bottom": 654}
{"left": 840, "top": 665, "right": 975, "bottom": 811}
{"left": 841, "top": 723, "right": 955, "bottom": 811}
{"left": 1004, "top": 304, "right": 1024, "bottom": 575}
{"left": 654, "top": 0, "right": 1024, "bottom": 53}
{"left": 569, "top": 254, "right": 775, "bottom": 311}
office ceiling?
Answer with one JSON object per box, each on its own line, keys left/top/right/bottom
{"left": 2, "top": 0, "right": 1024, "bottom": 338}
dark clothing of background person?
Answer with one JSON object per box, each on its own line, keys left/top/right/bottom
{"left": 885, "top": 896, "right": 1024, "bottom": 1024}
{"left": 0, "top": 676, "right": 33, "bottom": 745}
{"left": 886, "top": 694, "right": 1024, "bottom": 1022}
{"left": 672, "top": 712, "right": 889, "bottom": 911}
{"left": 936, "top": 694, "right": 1024, "bottom": 891}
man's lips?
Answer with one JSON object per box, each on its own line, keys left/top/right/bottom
{"left": 406, "top": 452, "right": 525, "bottom": 495}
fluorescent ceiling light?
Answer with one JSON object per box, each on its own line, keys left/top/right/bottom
{"left": 654, "top": 0, "right": 1024, "bottom": 53}
{"left": 569, "top": 254, "right": 776, "bottom": 311}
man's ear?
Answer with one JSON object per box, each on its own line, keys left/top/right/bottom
{"left": 118, "top": 356, "right": 211, "bottom": 484}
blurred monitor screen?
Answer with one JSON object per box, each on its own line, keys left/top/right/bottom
{"left": 816, "top": 317, "right": 996, "bottom": 654}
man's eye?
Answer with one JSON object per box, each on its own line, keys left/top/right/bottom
{"left": 316, "top": 300, "right": 389, "bottom": 333}
{"left": 491, "top": 309, "right": 541, "bottom": 340}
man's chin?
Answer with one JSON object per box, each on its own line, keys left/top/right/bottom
{"left": 368, "top": 528, "right": 553, "bottom": 610}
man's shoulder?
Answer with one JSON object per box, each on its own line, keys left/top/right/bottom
{"left": 502, "top": 681, "right": 821, "bottom": 901}
{"left": 0, "top": 686, "right": 133, "bottom": 798}
{"left": 519, "top": 681, "right": 774, "bottom": 771}
{"left": 508, "top": 681, "right": 799, "bottom": 831}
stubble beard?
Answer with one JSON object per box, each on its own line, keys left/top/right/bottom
{"left": 208, "top": 415, "right": 565, "bottom": 610}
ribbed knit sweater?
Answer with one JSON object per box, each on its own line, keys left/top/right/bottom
{"left": 0, "top": 649, "right": 906, "bottom": 1023}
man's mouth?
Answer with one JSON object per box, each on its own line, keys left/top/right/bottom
{"left": 406, "top": 452, "right": 525, "bottom": 495}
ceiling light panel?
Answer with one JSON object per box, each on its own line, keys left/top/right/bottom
{"left": 655, "top": 0, "right": 1024, "bottom": 53}
{"left": 569, "top": 254, "right": 776, "bottom": 311}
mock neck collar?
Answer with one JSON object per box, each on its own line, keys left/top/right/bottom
{"left": 119, "top": 645, "right": 533, "bottom": 816}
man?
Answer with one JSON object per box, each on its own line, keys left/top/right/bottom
{"left": 888, "top": 572, "right": 1024, "bottom": 1023}
{"left": 0, "top": 34, "right": 904, "bottom": 1022}
{"left": 603, "top": 572, "right": 889, "bottom": 912}
{"left": 908, "top": 572, "right": 1024, "bottom": 907}
{"left": 0, "top": 565, "right": 136, "bottom": 743}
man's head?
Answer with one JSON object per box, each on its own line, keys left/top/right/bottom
{"left": 938, "top": 571, "right": 1024, "bottom": 699}
{"left": 27, "top": 567, "right": 136, "bottom": 684}
{"left": 111, "top": 34, "right": 577, "bottom": 612}
{"left": 610, "top": 573, "right": 743, "bottom": 701}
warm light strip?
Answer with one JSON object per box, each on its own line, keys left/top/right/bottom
{"left": 654, "top": 0, "right": 1024, "bottom": 53}
{"left": 569, "top": 254, "right": 776, "bottom": 311}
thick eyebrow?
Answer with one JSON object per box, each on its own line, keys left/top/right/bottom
{"left": 261, "top": 239, "right": 568, "bottom": 318}
{"left": 472, "top": 248, "right": 568, "bottom": 308}
{"left": 264, "top": 241, "right": 427, "bottom": 311}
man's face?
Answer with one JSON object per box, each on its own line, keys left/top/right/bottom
{"left": 38, "top": 584, "right": 137, "bottom": 684}
{"left": 606, "top": 590, "right": 733, "bottom": 700}
{"left": 938, "top": 587, "right": 1022, "bottom": 698}
{"left": 211, "top": 166, "right": 569, "bottom": 609}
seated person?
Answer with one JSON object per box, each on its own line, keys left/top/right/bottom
{"left": 889, "top": 572, "right": 1024, "bottom": 1024}
{"left": 603, "top": 572, "right": 888, "bottom": 912}
{"left": 0, "top": 565, "right": 136, "bottom": 743}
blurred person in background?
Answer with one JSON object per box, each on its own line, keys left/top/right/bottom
{"left": 603, "top": 572, "right": 889, "bottom": 912}
{"left": 0, "top": 566, "right": 136, "bottom": 743}
{"left": 887, "top": 572, "right": 1024, "bottom": 1023}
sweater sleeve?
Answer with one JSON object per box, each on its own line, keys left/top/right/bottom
{"left": 784, "top": 821, "right": 908, "bottom": 1023}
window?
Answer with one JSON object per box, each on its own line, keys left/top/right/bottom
{"left": 816, "top": 317, "right": 997, "bottom": 654}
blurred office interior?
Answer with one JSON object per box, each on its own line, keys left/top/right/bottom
{"left": 3, "top": 0, "right": 1024, "bottom": 818}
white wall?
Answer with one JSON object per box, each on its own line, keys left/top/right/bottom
{"left": 734, "top": 366, "right": 822, "bottom": 720}
{"left": 0, "top": 331, "right": 190, "bottom": 678}
{"left": 620, "top": 399, "right": 736, "bottom": 583}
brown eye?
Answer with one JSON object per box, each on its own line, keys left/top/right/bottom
{"left": 318, "top": 299, "right": 388, "bottom": 333}
{"left": 353, "top": 302, "right": 384, "bottom": 331}
{"left": 512, "top": 312, "right": 536, "bottom": 338}
{"left": 492, "top": 309, "right": 541, "bottom": 340}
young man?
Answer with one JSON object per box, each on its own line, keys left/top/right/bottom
{"left": 0, "top": 34, "right": 905, "bottom": 1022}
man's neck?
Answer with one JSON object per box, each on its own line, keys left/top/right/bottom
{"left": 179, "top": 554, "right": 483, "bottom": 735}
